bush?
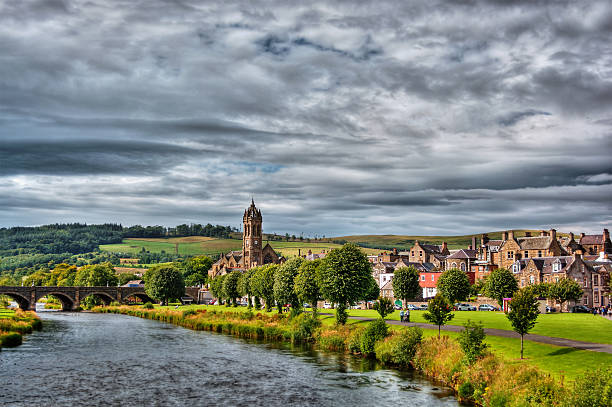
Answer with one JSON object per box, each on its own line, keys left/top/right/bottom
{"left": 458, "top": 381, "right": 474, "bottom": 400}
{"left": 348, "top": 327, "right": 365, "bottom": 354}
{"left": 360, "top": 318, "right": 389, "bottom": 355}
{"left": 109, "top": 301, "right": 121, "bottom": 306}
{"left": 290, "top": 313, "right": 321, "bottom": 343}
{"left": 568, "top": 367, "right": 612, "bottom": 407}
{"left": 0, "top": 331, "right": 23, "bottom": 347}
{"left": 142, "top": 302, "right": 154, "bottom": 309}
{"left": 182, "top": 309, "right": 196, "bottom": 317}
{"left": 392, "top": 326, "right": 423, "bottom": 365}
{"left": 457, "top": 320, "right": 488, "bottom": 364}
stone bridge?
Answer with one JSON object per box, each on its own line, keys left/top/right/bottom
{"left": 0, "top": 286, "right": 203, "bottom": 311}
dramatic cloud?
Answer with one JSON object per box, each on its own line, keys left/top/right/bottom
{"left": 0, "top": 0, "right": 611, "bottom": 236}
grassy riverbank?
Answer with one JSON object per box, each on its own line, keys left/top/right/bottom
{"left": 0, "top": 308, "right": 42, "bottom": 349}
{"left": 93, "top": 304, "right": 611, "bottom": 406}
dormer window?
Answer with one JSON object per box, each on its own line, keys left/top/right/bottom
{"left": 553, "top": 263, "right": 560, "bottom": 272}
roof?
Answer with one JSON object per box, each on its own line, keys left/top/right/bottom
{"left": 420, "top": 244, "right": 443, "bottom": 254}
{"left": 517, "top": 236, "right": 552, "bottom": 250}
{"left": 580, "top": 234, "right": 604, "bottom": 245}
{"left": 528, "top": 256, "right": 575, "bottom": 274}
{"left": 381, "top": 280, "right": 394, "bottom": 290}
{"left": 446, "top": 249, "right": 478, "bottom": 259}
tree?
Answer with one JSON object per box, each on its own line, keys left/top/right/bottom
{"left": 294, "top": 259, "right": 321, "bottom": 314}
{"left": 209, "top": 274, "right": 226, "bottom": 304}
{"left": 506, "top": 288, "right": 539, "bottom": 359}
{"left": 363, "top": 275, "right": 381, "bottom": 303}
{"left": 222, "top": 270, "right": 241, "bottom": 307}
{"left": 274, "top": 257, "right": 305, "bottom": 314}
{"left": 549, "top": 278, "right": 583, "bottom": 312}
{"left": 237, "top": 269, "right": 254, "bottom": 308}
{"left": 251, "top": 264, "right": 277, "bottom": 312}
{"left": 470, "top": 277, "right": 486, "bottom": 297}
{"left": 317, "top": 243, "right": 373, "bottom": 324}
{"left": 392, "top": 266, "right": 420, "bottom": 308}
{"left": 484, "top": 268, "right": 519, "bottom": 307}
{"left": 423, "top": 293, "right": 454, "bottom": 338}
{"left": 75, "top": 263, "right": 118, "bottom": 287}
{"left": 373, "top": 296, "right": 394, "bottom": 319}
{"left": 118, "top": 273, "right": 139, "bottom": 286}
{"left": 144, "top": 264, "right": 185, "bottom": 306}
{"left": 182, "top": 255, "right": 212, "bottom": 287}
{"left": 436, "top": 268, "right": 471, "bottom": 304}
{"left": 457, "top": 320, "right": 488, "bottom": 364}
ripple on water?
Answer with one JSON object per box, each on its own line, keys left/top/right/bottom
{"left": 0, "top": 312, "right": 459, "bottom": 406}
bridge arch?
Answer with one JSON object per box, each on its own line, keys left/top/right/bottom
{"left": 84, "top": 292, "right": 117, "bottom": 306}
{"left": 0, "top": 291, "right": 31, "bottom": 310}
{"left": 37, "top": 292, "right": 76, "bottom": 311}
{"left": 123, "top": 292, "right": 152, "bottom": 303}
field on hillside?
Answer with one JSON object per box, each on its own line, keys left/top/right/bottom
{"left": 335, "top": 229, "right": 572, "bottom": 250}
{"left": 100, "top": 238, "right": 379, "bottom": 258}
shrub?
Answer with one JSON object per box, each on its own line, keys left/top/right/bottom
{"left": 142, "top": 302, "right": 154, "bottom": 309}
{"left": 568, "top": 367, "right": 612, "bottom": 407}
{"left": 109, "top": 301, "right": 121, "bottom": 306}
{"left": 457, "top": 320, "right": 487, "bottom": 364}
{"left": 391, "top": 326, "right": 422, "bottom": 365}
{"left": 0, "top": 331, "right": 23, "bottom": 347}
{"left": 347, "top": 327, "right": 365, "bottom": 354}
{"left": 290, "top": 313, "right": 321, "bottom": 343}
{"left": 182, "top": 309, "right": 197, "bottom": 317}
{"left": 360, "top": 318, "right": 389, "bottom": 355}
{"left": 458, "top": 381, "right": 474, "bottom": 400}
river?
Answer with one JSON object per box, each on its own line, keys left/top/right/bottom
{"left": 0, "top": 310, "right": 459, "bottom": 406}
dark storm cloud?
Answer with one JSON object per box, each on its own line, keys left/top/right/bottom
{"left": 0, "top": 0, "right": 611, "bottom": 235}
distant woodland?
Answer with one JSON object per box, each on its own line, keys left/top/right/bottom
{"left": 0, "top": 223, "right": 234, "bottom": 284}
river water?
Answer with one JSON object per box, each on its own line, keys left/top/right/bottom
{"left": 0, "top": 311, "right": 459, "bottom": 406}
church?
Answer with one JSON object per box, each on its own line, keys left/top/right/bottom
{"left": 208, "top": 200, "right": 284, "bottom": 278}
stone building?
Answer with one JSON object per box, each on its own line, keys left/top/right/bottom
{"left": 471, "top": 234, "right": 503, "bottom": 280}
{"left": 446, "top": 249, "right": 478, "bottom": 272}
{"left": 407, "top": 241, "right": 449, "bottom": 269}
{"left": 498, "top": 229, "right": 565, "bottom": 270}
{"left": 209, "top": 200, "right": 283, "bottom": 278}
{"left": 579, "top": 229, "right": 611, "bottom": 256}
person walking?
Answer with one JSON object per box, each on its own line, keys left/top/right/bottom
{"left": 400, "top": 309, "right": 405, "bottom": 323}
{"left": 405, "top": 308, "right": 410, "bottom": 323}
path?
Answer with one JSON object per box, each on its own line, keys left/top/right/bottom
{"left": 319, "top": 313, "right": 612, "bottom": 354}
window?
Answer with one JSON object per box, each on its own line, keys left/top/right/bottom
{"left": 431, "top": 275, "right": 435, "bottom": 281}
{"left": 419, "top": 251, "right": 423, "bottom": 257}
{"left": 594, "top": 275, "right": 600, "bottom": 286}
{"left": 451, "top": 262, "right": 457, "bottom": 268}
{"left": 421, "top": 275, "right": 425, "bottom": 281}
{"left": 411, "top": 251, "right": 414, "bottom": 256}
{"left": 538, "top": 250, "right": 542, "bottom": 257}
{"left": 553, "top": 263, "right": 559, "bottom": 272}
{"left": 584, "top": 296, "right": 588, "bottom": 305}
{"left": 595, "top": 290, "right": 599, "bottom": 303}
{"left": 529, "top": 275, "right": 535, "bottom": 285}
{"left": 524, "top": 251, "right": 529, "bottom": 258}
{"left": 460, "top": 263, "right": 466, "bottom": 271}
{"left": 507, "top": 251, "right": 513, "bottom": 259}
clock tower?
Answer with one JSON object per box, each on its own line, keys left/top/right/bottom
{"left": 242, "top": 199, "right": 263, "bottom": 268}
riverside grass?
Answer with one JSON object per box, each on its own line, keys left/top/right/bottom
{"left": 0, "top": 309, "right": 42, "bottom": 349}
{"left": 93, "top": 305, "right": 610, "bottom": 406}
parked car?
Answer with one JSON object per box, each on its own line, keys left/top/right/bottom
{"left": 571, "top": 305, "right": 591, "bottom": 313}
{"left": 457, "top": 303, "right": 477, "bottom": 311}
{"left": 394, "top": 304, "right": 402, "bottom": 310}
{"left": 418, "top": 304, "right": 428, "bottom": 310}
{"left": 478, "top": 304, "right": 497, "bottom": 311}
{"left": 323, "top": 302, "right": 333, "bottom": 309}
{"left": 405, "top": 304, "right": 418, "bottom": 310}
{"left": 546, "top": 305, "right": 556, "bottom": 313}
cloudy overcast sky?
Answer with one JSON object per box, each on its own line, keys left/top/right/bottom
{"left": 1, "top": 0, "right": 611, "bottom": 236}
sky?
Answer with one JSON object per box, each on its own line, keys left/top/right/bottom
{"left": 1, "top": 0, "right": 611, "bottom": 237}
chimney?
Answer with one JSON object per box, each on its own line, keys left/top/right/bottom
{"left": 471, "top": 236, "right": 476, "bottom": 251}
{"left": 549, "top": 229, "right": 556, "bottom": 240}
{"left": 509, "top": 230, "right": 515, "bottom": 240}
{"left": 502, "top": 231, "right": 508, "bottom": 240}
{"left": 441, "top": 241, "right": 448, "bottom": 253}
{"left": 481, "top": 233, "right": 489, "bottom": 246}
{"left": 525, "top": 232, "right": 531, "bottom": 237}
{"left": 604, "top": 229, "right": 610, "bottom": 241}
{"left": 574, "top": 249, "right": 582, "bottom": 260}
{"left": 540, "top": 230, "right": 547, "bottom": 236}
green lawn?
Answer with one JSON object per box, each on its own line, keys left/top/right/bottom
{"left": 154, "top": 304, "right": 611, "bottom": 381}
{"left": 320, "top": 309, "right": 612, "bottom": 345}
{"left": 0, "top": 308, "right": 16, "bottom": 318}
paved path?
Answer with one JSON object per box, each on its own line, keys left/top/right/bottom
{"left": 319, "top": 313, "right": 612, "bottom": 354}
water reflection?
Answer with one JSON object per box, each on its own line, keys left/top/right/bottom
{"left": 0, "top": 311, "right": 459, "bottom": 406}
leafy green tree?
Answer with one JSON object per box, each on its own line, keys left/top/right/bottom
{"left": 75, "top": 263, "right": 118, "bottom": 287}
{"left": 457, "top": 320, "right": 488, "bottom": 364}
{"left": 437, "top": 268, "right": 471, "bottom": 304}
{"left": 222, "top": 270, "right": 241, "bottom": 307}
{"left": 274, "top": 257, "right": 305, "bottom": 314}
{"left": 484, "top": 268, "right": 519, "bottom": 307}
{"left": 529, "top": 282, "right": 552, "bottom": 298}
{"left": 209, "top": 274, "right": 226, "bottom": 304}
{"left": 317, "top": 243, "right": 372, "bottom": 324}
{"left": 363, "top": 275, "right": 381, "bottom": 303}
{"left": 423, "top": 293, "right": 454, "bottom": 338}
{"left": 237, "top": 269, "right": 254, "bottom": 308}
{"left": 251, "top": 264, "right": 278, "bottom": 312}
{"left": 0, "top": 276, "right": 18, "bottom": 286}
{"left": 144, "top": 264, "right": 185, "bottom": 306}
{"left": 182, "top": 255, "right": 212, "bottom": 287}
{"left": 549, "top": 278, "right": 583, "bottom": 312}
{"left": 507, "top": 288, "right": 539, "bottom": 359}
{"left": 470, "top": 277, "right": 486, "bottom": 297}
{"left": 294, "top": 259, "right": 321, "bottom": 314}
{"left": 22, "top": 269, "right": 51, "bottom": 286}
{"left": 373, "top": 296, "right": 395, "bottom": 319}
{"left": 392, "top": 266, "right": 420, "bottom": 308}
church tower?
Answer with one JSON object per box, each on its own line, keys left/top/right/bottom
{"left": 242, "top": 199, "right": 263, "bottom": 269}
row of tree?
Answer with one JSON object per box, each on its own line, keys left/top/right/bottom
{"left": 209, "top": 244, "right": 379, "bottom": 324}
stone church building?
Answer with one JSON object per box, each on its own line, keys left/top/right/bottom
{"left": 208, "top": 200, "right": 284, "bottom": 278}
